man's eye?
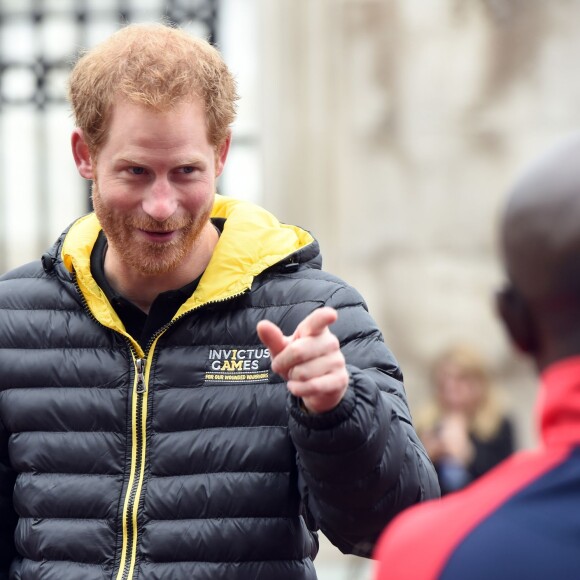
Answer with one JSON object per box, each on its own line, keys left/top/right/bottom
{"left": 129, "top": 167, "right": 146, "bottom": 175}
{"left": 180, "top": 166, "right": 195, "bottom": 174}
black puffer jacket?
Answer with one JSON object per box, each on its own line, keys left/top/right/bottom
{"left": 0, "top": 195, "right": 439, "bottom": 580}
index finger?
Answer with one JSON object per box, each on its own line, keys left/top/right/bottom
{"left": 294, "top": 307, "right": 338, "bottom": 338}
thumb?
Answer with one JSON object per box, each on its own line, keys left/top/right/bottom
{"left": 257, "top": 319, "right": 289, "bottom": 357}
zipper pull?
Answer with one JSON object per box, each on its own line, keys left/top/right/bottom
{"left": 135, "top": 358, "right": 146, "bottom": 394}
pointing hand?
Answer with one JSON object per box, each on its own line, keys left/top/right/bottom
{"left": 257, "top": 307, "right": 349, "bottom": 414}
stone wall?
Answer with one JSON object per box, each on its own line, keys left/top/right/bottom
{"left": 259, "top": 0, "right": 580, "bottom": 462}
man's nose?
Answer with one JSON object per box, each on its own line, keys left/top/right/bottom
{"left": 142, "top": 178, "right": 178, "bottom": 222}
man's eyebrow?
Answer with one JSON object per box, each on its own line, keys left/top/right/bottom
{"left": 114, "top": 156, "right": 206, "bottom": 166}
{"left": 115, "top": 157, "right": 142, "bottom": 165}
{"left": 175, "top": 158, "right": 205, "bottom": 166}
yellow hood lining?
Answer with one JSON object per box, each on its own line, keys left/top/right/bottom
{"left": 61, "top": 194, "right": 314, "bottom": 334}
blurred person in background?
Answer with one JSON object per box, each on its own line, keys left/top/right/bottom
{"left": 415, "top": 344, "right": 515, "bottom": 494}
{"left": 373, "top": 132, "right": 580, "bottom": 579}
{"left": 0, "top": 22, "right": 438, "bottom": 580}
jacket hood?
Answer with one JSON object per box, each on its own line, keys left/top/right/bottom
{"left": 58, "top": 194, "right": 317, "bottom": 342}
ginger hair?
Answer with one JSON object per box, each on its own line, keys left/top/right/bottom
{"left": 67, "top": 22, "right": 238, "bottom": 154}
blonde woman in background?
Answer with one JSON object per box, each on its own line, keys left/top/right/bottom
{"left": 415, "top": 344, "right": 515, "bottom": 494}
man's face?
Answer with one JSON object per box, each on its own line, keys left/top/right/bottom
{"left": 87, "top": 98, "right": 228, "bottom": 276}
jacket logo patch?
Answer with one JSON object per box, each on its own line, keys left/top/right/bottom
{"left": 204, "top": 347, "right": 271, "bottom": 384}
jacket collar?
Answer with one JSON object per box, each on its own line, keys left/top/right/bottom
{"left": 60, "top": 194, "right": 315, "bottom": 339}
{"left": 538, "top": 356, "right": 580, "bottom": 448}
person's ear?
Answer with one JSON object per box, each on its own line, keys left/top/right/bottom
{"left": 215, "top": 132, "right": 232, "bottom": 178}
{"left": 71, "top": 129, "right": 94, "bottom": 180}
{"left": 496, "top": 285, "right": 538, "bottom": 354}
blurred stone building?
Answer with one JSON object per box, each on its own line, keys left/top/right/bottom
{"left": 260, "top": 0, "right": 580, "bottom": 454}
{"left": 2, "top": 1, "right": 580, "bottom": 578}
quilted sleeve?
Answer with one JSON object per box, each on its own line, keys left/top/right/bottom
{"left": 0, "top": 416, "right": 17, "bottom": 578}
{"left": 287, "top": 284, "right": 440, "bottom": 557}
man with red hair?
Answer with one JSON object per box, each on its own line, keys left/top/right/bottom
{"left": 0, "top": 22, "right": 437, "bottom": 580}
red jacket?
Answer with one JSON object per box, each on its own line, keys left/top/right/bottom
{"left": 373, "top": 356, "right": 580, "bottom": 580}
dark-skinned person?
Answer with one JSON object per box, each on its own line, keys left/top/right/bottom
{"left": 373, "top": 133, "right": 580, "bottom": 579}
{"left": 0, "top": 22, "right": 438, "bottom": 580}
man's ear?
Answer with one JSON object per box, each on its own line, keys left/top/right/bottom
{"left": 496, "top": 285, "right": 538, "bottom": 354}
{"left": 71, "top": 129, "right": 94, "bottom": 180}
{"left": 215, "top": 132, "right": 232, "bottom": 178}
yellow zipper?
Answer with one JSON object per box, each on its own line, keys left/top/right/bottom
{"left": 115, "top": 355, "right": 149, "bottom": 580}
{"left": 113, "top": 292, "right": 248, "bottom": 578}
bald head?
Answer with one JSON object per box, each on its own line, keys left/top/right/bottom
{"left": 501, "top": 133, "right": 580, "bottom": 303}
{"left": 498, "top": 133, "right": 580, "bottom": 368}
